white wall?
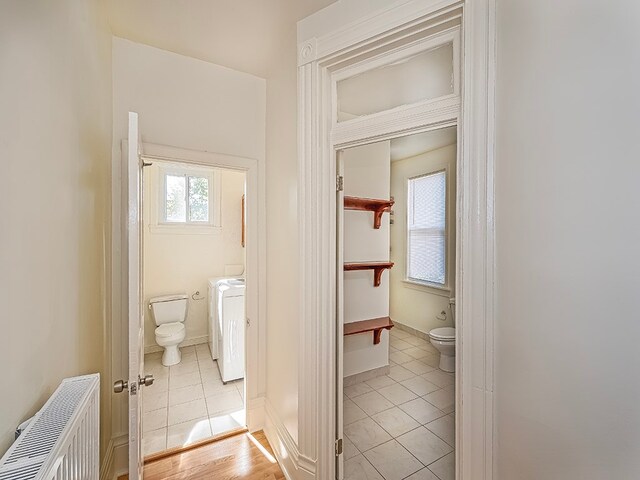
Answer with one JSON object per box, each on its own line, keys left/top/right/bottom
{"left": 495, "top": 1, "right": 640, "bottom": 478}
{"left": 112, "top": 37, "right": 265, "bottom": 438}
{"left": 142, "top": 165, "right": 245, "bottom": 350}
{"left": 0, "top": 0, "right": 112, "bottom": 459}
{"left": 390, "top": 144, "right": 456, "bottom": 334}
{"left": 343, "top": 142, "right": 391, "bottom": 377}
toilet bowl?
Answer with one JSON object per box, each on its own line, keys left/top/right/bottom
{"left": 155, "top": 322, "right": 186, "bottom": 366}
{"left": 429, "top": 327, "right": 456, "bottom": 372}
{"left": 149, "top": 294, "right": 188, "bottom": 366}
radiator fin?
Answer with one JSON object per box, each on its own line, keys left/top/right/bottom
{"left": 0, "top": 375, "right": 100, "bottom": 480}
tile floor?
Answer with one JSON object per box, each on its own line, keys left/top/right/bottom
{"left": 343, "top": 327, "right": 455, "bottom": 480}
{"left": 142, "top": 343, "right": 245, "bottom": 456}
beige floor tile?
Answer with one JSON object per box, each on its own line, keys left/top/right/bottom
{"left": 344, "top": 418, "right": 392, "bottom": 452}
{"left": 389, "top": 350, "right": 413, "bottom": 365}
{"left": 150, "top": 375, "right": 169, "bottom": 393}
{"left": 345, "top": 454, "right": 384, "bottom": 480}
{"left": 169, "top": 371, "right": 201, "bottom": 390}
{"left": 144, "top": 389, "right": 168, "bottom": 412}
{"left": 143, "top": 408, "right": 167, "bottom": 433}
{"left": 345, "top": 382, "right": 373, "bottom": 399}
{"left": 377, "top": 383, "right": 418, "bottom": 405}
{"left": 387, "top": 365, "right": 415, "bottom": 382}
{"left": 399, "top": 398, "right": 447, "bottom": 425}
{"left": 142, "top": 427, "right": 166, "bottom": 456}
{"left": 390, "top": 338, "right": 413, "bottom": 351}
{"left": 421, "top": 370, "right": 455, "bottom": 388}
{"left": 168, "top": 383, "right": 204, "bottom": 406}
{"left": 343, "top": 435, "right": 360, "bottom": 460}
{"left": 390, "top": 329, "right": 411, "bottom": 340}
{"left": 209, "top": 412, "right": 245, "bottom": 435}
{"left": 166, "top": 417, "right": 212, "bottom": 449}
{"left": 168, "top": 397, "right": 208, "bottom": 426}
{"left": 363, "top": 440, "right": 423, "bottom": 480}
{"left": 397, "top": 426, "right": 452, "bottom": 467}
{"left": 169, "top": 360, "right": 199, "bottom": 377}
{"left": 351, "top": 391, "right": 394, "bottom": 416}
{"left": 400, "top": 376, "right": 440, "bottom": 397}
{"left": 365, "top": 375, "right": 396, "bottom": 390}
{"left": 425, "top": 414, "right": 455, "bottom": 446}
{"left": 423, "top": 389, "right": 455, "bottom": 413}
{"left": 344, "top": 398, "right": 369, "bottom": 425}
{"left": 371, "top": 407, "right": 420, "bottom": 437}
{"left": 404, "top": 468, "right": 440, "bottom": 480}
{"left": 428, "top": 452, "right": 455, "bottom": 480}
{"left": 404, "top": 336, "right": 430, "bottom": 347}
{"left": 205, "top": 389, "right": 243, "bottom": 416}
{"left": 404, "top": 347, "right": 430, "bottom": 360}
{"left": 403, "top": 360, "right": 436, "bottom": 375}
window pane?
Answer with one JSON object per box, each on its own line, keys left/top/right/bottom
{"left": 337, "top": 43, "right": 454, "bottom": 122}
{"left": 188, "top": 176, "right": 209, "bottom": 222}
{"left": 407, "top": 172, "right": 446, "bottom": 285}
{"left": 166, "top": 175, "right": 186, "bottom": 222}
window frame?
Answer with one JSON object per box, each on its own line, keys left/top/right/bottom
{"left": 404, "top": 167, "right": 450, "bottom": 292}
{"left": 150, "top": 163, "right": 222, "bottom": 234}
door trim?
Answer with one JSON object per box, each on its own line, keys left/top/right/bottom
{"left": 297, "top": 1, "right": 496, "bottom": 479}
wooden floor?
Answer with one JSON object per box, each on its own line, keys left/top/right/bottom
{"left": 119, "top": 430, "right": 284, "bottom": 480}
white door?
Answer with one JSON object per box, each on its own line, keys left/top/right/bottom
{"left": 127, "top": 111, "right": 145, "bottom": 480}
{"left": 336, "top": 152, "right": 345, "bottom": 480}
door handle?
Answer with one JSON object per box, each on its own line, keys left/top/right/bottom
{"left": 113, "top": 380, "right": 129, "bottom": 393}
{"left": 139, "top": 374, "right": 154, "bottom": 387}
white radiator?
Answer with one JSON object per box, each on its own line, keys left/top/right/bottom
{"left": 0, "top": 374, "right": 100, "bottom": 480}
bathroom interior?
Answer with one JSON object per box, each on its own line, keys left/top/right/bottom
{"left": 140, "top": 160, "right": 248, "bottom": 456}
{"left": 341, "top": 126, "right": 457, "bottom": 480}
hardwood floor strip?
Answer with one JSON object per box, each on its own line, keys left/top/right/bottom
{"left": 143, "top": 426, "right": 248, "bottom": 464}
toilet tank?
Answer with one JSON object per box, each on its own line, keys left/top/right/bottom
{"left": 149, "top": 294, "right": 188, "bottom": 325}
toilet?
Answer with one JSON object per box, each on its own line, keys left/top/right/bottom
{"left": 149, "top": 294, "right": 188, "bottom": 366}
{"left": 428, "top": 327, "right": 456, "bottom": 372}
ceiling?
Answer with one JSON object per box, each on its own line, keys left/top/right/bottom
{"left": 390, "top": 127, "right": 457, "bottom": 161}
{"left": 107, "top": 0, "right": 337, "bottom": 78}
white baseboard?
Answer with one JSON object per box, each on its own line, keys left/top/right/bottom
{"left": 144, "top": 335, "right": 209, "bottom": 354}
{"left": 100, "top": 439, "right": 115, "bottom": 480}
{"left": 264, "top": 399, "right": 315, "bottom": 480}
{"left": 111, "top": 434, "right": 129, "bottom": 479}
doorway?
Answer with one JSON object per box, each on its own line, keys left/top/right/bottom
{"left": 140, "top": 159, "right": 248, "bottom": 457}
{"left": 339, "top": 127, "right": 458, "bottom": 480}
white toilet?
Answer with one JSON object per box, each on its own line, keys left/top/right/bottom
{"left": 428, "top": 327, "right": 456, "bottom": 372}
{"left": 429, "top": 298, "right": 456, "bottom": 372}
{"left": 149, "top": 294, "right": 188, "bottom": 366}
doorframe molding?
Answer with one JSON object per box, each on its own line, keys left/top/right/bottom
{"left": 297, "top": 0, "right": 496, "bottom": 478}
{"left": 139, "top": 142, "right": 266, "bottom": 433}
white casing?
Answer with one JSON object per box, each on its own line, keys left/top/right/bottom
{"left": 213, "top": 278, "right": 245, "bottom": 383}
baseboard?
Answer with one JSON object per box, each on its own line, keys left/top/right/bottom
{"left": 111, "top": 434, "right": 129, "bottom": 480}
{"left": 344, "top": 364, "right": 390, "bottom": 387}
{"left": 144, "top": 335, "right": 209, "bottom": 354}
{"left": 264, "top": 399, "right": 315, "bottom": 480}
{"left": 393, "top": 321, "right": 430, "bottom": 341}
{"left": 100, "top": 439, "right": 114, "bottom": 480}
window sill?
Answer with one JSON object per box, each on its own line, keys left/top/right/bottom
{"left": 401, "top": 279, "right": 451, "bottom": 297}
{"left": 148, "top": 224, "right": 222, "bottom": 235}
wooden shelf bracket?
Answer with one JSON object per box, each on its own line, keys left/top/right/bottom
{"left": 344, "top": 196, "right": 394, "bottom": 229}
{"left": 344, "top": 317, "right": 395, "bottom": 345}
{"left": 344, "top": 261, "right": 394, "bottom": 287}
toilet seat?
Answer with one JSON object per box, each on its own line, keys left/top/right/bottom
{"left": 155, "top": 322, "right": 185, "bottom": 338}
{"left": 429, "top": 327, "right": 455, "bottom": 342}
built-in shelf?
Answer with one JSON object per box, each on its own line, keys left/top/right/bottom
{"left": 344, "top": 196, "right": 394, "bottom": 229}
{"left": 344, "top": 316, "right": 394, "bottom": 345}
{"left": 344, "top": 261, "right": 394, "bottom": 287}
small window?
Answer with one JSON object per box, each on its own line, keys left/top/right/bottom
{"left": 160, "top": 167, "right": 216, "bottom": 225}
{"left": 407, "top": 171, "right": 446, "bottom": 286}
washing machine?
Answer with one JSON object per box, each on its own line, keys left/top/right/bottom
{"left": 208, "top": 278, "right": 245, "bottom": 383}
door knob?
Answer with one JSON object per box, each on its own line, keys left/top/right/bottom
{"left": 139, "top": 374, "right": 154, "bottom": 387}
{"left": 113, "top": 380, "right": 129, "bottom": 393}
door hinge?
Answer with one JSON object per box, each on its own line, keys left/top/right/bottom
{"left": 335, "top": 438, "right": 343, "bottom": 456}
{"left": 336, "top": 175, "right": 344, "bottom": 192}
